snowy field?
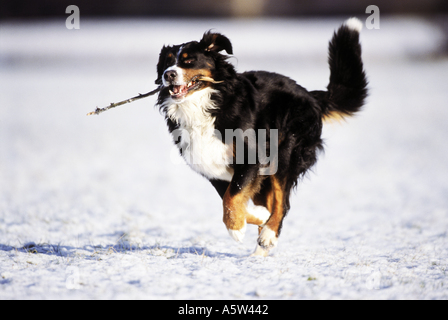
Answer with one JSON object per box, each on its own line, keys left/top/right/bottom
{"left": 1, "top": 17, "right": 447, "bottom": 300}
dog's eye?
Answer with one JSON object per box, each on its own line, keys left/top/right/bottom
{"left": 184, "top": 59, "right": 194, "bottom": 64}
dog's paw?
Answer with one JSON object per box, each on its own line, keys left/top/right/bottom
{"left": 250, "top": 245, "right": 270, "bottom": 257}
{"left": 257, "top": 226, "right": 278, "bottom": 249}
{"left": 227, "top": 221, "right": 247, "bottom": 243}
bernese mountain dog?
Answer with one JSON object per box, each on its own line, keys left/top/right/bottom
{"left": 155, "top": 18, "right": 368, "bottom": 257}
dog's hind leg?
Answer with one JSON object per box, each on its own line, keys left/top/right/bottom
{"left": 251, "top": 175, "right": 287, "bottom": 257}
{"left": 250, "top": 178, "right": 274, "bottom": 233}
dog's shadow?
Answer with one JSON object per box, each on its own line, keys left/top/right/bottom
{"left": 0, "top": 241, "right": 241, "bottom": 259}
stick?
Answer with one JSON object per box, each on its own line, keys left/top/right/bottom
{"left": 87, "top": 77, "right": 223, "bottom": 116}
{"left": 198, "top": 77, "right": 224, "bottom": 84}
{"left": 87, "top": 86, "right": 162, "bottom": 116}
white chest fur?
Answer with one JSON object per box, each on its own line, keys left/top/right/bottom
{"left": 162, "top": 88, "right": 234, "bottom": 182}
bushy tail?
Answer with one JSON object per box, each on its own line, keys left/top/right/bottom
{"left": 312, "top": 18, "right": 368, "bottom": 122}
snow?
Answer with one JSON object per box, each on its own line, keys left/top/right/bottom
{"left": 1, "top": 17, "right": 447, "bottom": 300}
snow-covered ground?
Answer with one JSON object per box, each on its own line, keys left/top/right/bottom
{"left": 0, "top": 17, "right": 447, "bottom": 300}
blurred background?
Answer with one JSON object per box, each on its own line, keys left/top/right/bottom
{"left": 1, "top": 0, "right": 448, "bottom": 18}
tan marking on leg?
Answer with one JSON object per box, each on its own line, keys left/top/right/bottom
{"left": 250, "top": 179, "right": 274, "bottom": 229}
{"left": 223, "top": 189, "right": 249, "bottom": 232}
{"left": 222, "top": 178, "right": 262, "bottom": 231}
{"left": 264, "top": 175, "right": 285, "bottom": 237}
{"left": 246, "top": 213, "right": 264, "bottom": 226}
{"left": 256, "top": 176, "right": 286, "bottom": 253}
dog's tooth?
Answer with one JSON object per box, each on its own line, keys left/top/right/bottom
{"left": 169, "top": 90, "right": 174, "bottom": 95}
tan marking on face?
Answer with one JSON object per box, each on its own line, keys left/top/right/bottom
{"left": 181, "top": 68, "right": 213, "bottom": 83}
{"left": 173, "top": 68, "right": 215, "bottom": 97}
{"left": 182, "top": 52, "right": 189, "bottom": 59}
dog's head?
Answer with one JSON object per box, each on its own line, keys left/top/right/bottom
{"left": 155, "top": 32, "right": 233, "bottom": 101}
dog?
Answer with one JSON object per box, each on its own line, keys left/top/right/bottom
{"left": 155, "top": 18, "right": 368, "bottom": 257}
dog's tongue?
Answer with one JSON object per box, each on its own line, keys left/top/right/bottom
{"left": 173, "top": 85, "right": 187, "bottom": 95}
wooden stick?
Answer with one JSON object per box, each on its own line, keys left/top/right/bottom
{"left": 87, "top": 77, "right": 223, "bottom": 116}
{"left": 198, "top": 77, "right": 224, "bottom": 84}
{"left": 87, "top": 86, "right": 162, "bottom": 116}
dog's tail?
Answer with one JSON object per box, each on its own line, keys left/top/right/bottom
{"left": 311, "top": 18, "right": 368, "bottom": 122}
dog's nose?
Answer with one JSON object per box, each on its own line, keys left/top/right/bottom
{"left": 164, "top": 70, "right": 177, "bottom": 82}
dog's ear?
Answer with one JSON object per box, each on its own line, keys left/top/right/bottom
{"left": 155, "top": 45, "right": 171, "bottom": 85}
{"left": 200, "top": 31, "right": 233, "bottom": 55}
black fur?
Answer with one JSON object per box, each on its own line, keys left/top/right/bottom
{"left": 312, "top": 25, "right": 368, "bottom": 118}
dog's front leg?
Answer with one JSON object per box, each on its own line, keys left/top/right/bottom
{"left": 222, "top": 165, "right": 260, "bottom": 243}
